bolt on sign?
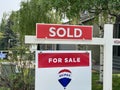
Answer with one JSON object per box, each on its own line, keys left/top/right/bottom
{"left": 35, "top": 51, "right": 91, "bottom": 90}
{"left": 36, "top": 24, "right": 93, "bottom": 40}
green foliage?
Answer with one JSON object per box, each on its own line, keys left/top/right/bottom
{"left": 0, "top": 13, "right": 8, "bottom": 32}
{"left": 42, "top": 0, "right": 120, "bottom": 24}
{"left": 7, "top": 0, "right": 62, "bottom": 45}
{"left": 112, "top": 74, "right": 120, "bottom": 90}
{"left": 92, "top": 72, "right": 103, "bottom": 90}
{"left": 1, "top": 0, "right": 119, "bottom": 45}
{"left": 0, "top": 87, "right": 10, "bottom": 90}
{"left": 92, "top": 71, "right": 120, "bottom": 90}
{"left": 9, "top": 11, "right": 20, "bottom": 33}
{"left": 0, "top": 32, "right": 3, "bottom": 38}
{"left": 0, "top": 1, "right": 120, "bottom": 89}
{"left": 0, "top": 18, "right": 17, "bottom": 50}
{"left": 0, "top": 47, "right": 35, "bottom": 90}
{"left": 1, "top": 0, "right": 120, "bottom": 40}
{"left": 19, "top": 0, "right": 61, "bottom": 35}
{"left": 8, "top": 68, "right": 35, "bottom": 90}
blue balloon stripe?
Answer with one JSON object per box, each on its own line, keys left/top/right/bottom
{"left": 58, "top": 78, "right": 71, "bottom": 88}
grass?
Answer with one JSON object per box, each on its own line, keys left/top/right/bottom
{"left": 0, "top": 87, "right": 10, "bottom": 90}
{"left": 92, "top": 71, "right": 120, "bottom": 90}
{"left": 92, "top": 71, "right": 103, "bottom": 90}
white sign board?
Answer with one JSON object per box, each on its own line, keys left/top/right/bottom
{"left": 35, "top": 51, "right": 91, "bottom": 90}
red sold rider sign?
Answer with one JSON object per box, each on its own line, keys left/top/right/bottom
{"left": 36, "top": 24, "right": 92, "bottom": 40}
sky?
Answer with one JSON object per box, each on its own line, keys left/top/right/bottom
{"left": 0, "top": 0, "right": 22, "bottom": 23}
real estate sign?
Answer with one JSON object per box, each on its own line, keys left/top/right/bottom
{"left": 35, "top": 51, "right": 91, "bottom": 90}
{"left": 36, "top": 24, "right": 92, "bottom": 40}
{"left": 26, "top": 24, "right": 115, "bottom": 90}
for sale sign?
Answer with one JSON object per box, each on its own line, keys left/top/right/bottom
{"left": 35, "top": 51, "right": 91, "bottom": 90}
{"left": 36, "top": 24, "right": 92, "bottom": 40}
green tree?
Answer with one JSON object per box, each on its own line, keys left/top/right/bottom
{"left": 9, "top": 0, "right": 61, "bottom": 45}
{"left": 0, "top": 13, "right": 17, "bottom": 50}
{"left": 41, "top": 0, "right": 120, "bottom": 24}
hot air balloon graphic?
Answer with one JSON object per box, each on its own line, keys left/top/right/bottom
{"left": 58, "top": 69, "right": 72, "bottom": 89}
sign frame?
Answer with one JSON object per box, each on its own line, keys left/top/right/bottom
{"left": 25, "top": 24, "right": 115, "bottom": 90}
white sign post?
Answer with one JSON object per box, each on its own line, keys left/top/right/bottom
{"left": 25, "top": 24, "right": 120, "bottom": 90}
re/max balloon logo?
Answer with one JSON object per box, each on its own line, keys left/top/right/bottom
{"left": 58, "top": 69, "right": 72, "bottom": 89}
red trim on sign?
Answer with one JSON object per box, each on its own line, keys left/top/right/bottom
{"left": 38, "top": 52, "right": 90, "bottom": 68}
